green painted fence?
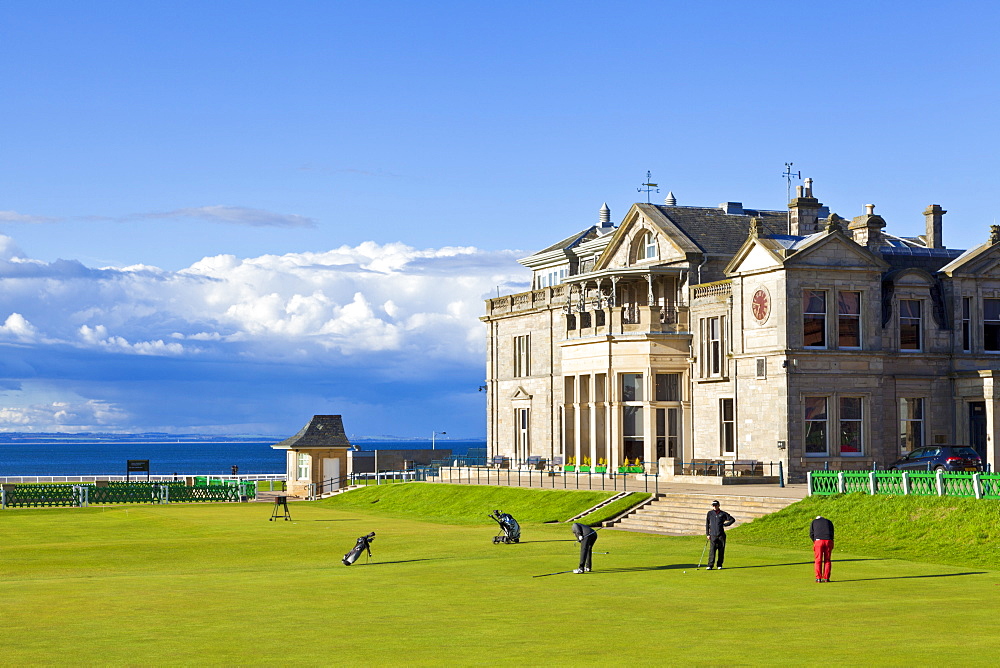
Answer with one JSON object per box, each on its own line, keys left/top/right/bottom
{"left": 1, "top": 480, "right": 256, "bottom": 508}
{"left": 809, "top": 470, "right": 1000, "bottom": 500}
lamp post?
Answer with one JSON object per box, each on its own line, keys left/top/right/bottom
{"left": 432, "top": 431, "right": 446, "bottom": 450}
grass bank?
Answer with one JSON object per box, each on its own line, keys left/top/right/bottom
{"left": 729, "top": 493, "right": 1000, "bottom": 570}
{"left": 316, "top": 482, "right": 632, "bottom": 524}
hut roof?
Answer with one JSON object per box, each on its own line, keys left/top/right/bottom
{"left": 271, "top": 415, "right": 353, "bottom": 449}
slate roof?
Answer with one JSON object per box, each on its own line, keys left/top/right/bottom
{"left": 271, "top": 415, "right": 353, "bottom": 449}
{"left": 532, "top": 226, "right": 602, "bottom": 255}
{"left": 651, "top": 205, "right": 788, "bottom": 255}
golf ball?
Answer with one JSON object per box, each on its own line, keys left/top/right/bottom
{"left": 683, "top": 571, "right": 687, "bottom": 573}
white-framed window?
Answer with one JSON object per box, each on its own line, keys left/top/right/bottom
{"left": 656, "top": 407, "right": 681, "bottom": 459}
{"left": 515, "top": 408, "right": 530, "bottom": 460}
{"left": 899, "top": 299, "right": 922, "bottom": 351}
{"left": 984, "top": 299, "right": 1000, "bottom": 352}
{"left": 804, "top": 396, "right": 828, "bottom": 455}
{"left": 720, "top": 398, "right": 735, "bottom": 455}
{"left": 839, "top": 397, "right": 863, "bottom": 456}
{"left": 513, "top": 335, "right": 530, "bottom": 377}
{"left": 296, "top": 451, "right": 310, "bottom": 480}
{"left": 643, "top": 231, "right": 658, "bottom": 260}
{"left": 621, "top": 373, "right": 644, "bottom": 401}
{"left": 803, "top": 290, "right": 827, "bottom": 348}
{"left": 962, "top": 297, "right": 972, "bottom": 352}
{"left": 701, "top": 317, "right": 725, "bottom": 378}
{"left": 837, "top": 291, "right": 862, "bottom": 349}
{"left": 899, "top": 398, "right": 924, "bottom": 453}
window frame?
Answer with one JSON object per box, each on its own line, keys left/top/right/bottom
{"left": 962, "top": 296, "right": 972, "bottom": 352}
{"left": 899, "top": 397, "right": 924, "bottom": 454}
{"left": 984, "top": 298, "right": 1000, "bottom": 353}
{"left": 899, "top": 299, "right": 922, "bottom": 352}
{"left": 719, "top": 398, "right": 735, "bottom": 456}
{"left": 838, "top": 396, "right": 864, "bottom": 456}
{"left": 803, "top": 289, "right": 827, "bottom": 349}
{"left": 513, "top": 334, "right": 530, "bottom": 377}
{"left": 837, "top": 290, "right": 862, "bottom": 350}
{"left": 296, "top": 451, "right": 310, "bottom": 480}
{"left": 804, "top": 396, "right": 829, "bottom": 456}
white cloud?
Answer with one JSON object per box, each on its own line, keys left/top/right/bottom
{"left": 0, "top": 238, "right": 528, "bottom": 366}
{"left": 0, "top": 313, "right": 38, "bottom": 342}
{"left": 0, "top": 399, "right": 129, "bottom": 431}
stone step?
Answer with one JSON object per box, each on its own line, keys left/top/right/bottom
{"left": 607, "top": 491, "right": 799, "bottom": 536}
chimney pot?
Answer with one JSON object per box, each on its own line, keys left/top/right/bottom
{"left": 865, "top": 204, "right": 875, "bottom": 216}
{"left": 804, "top": 178, "right": 813, "bottom": 197}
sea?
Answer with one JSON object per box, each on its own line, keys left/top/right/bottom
{"left": 0, "top": 436, "right": 485, "bottom": 476}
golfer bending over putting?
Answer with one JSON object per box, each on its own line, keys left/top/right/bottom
{"left": 705, "top": 500, "right": 735, "bottom": 570}
{"left": 572, "top": 522, "right": 598, "bottom": 574}
{"left": 810, "top": 515, "right": 834, "bottom": 582}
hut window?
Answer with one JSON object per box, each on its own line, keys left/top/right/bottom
{"left": 296, "top": 452, "right": 310, "bottom": 479}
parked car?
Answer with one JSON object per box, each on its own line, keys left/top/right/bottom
{"left": 890, "top": 446, "right": 983, "bottom": 472}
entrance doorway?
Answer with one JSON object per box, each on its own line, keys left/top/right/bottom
{"left": 969, "top": 401, "right": 987, "bottom": 460}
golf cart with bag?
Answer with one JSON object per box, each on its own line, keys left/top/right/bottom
{"left": 488, "top": 509, "right": 521, "bottom": 544}
{"left": 342, "top": 531, "right": 376, "bottom": 566}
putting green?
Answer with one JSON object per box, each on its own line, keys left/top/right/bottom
{"left": 2, "top": 500, "right": 997, "bottom": 666}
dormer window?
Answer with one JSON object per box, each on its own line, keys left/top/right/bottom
{"left": 643, "top": 232, "right": 657, "bottom": 260}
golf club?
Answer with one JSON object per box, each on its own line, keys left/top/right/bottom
{"left": 696, "top": 536, "right": 709, "bottom": 570}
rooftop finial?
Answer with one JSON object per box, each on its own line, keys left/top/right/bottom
{"left": 599, "top": 202, "right": 611, "bottom": 225}
{"left": 664, "top": 191, "right": 676, "bottom": 206}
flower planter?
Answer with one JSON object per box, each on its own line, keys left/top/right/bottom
{"left": 578, "top": 466, "right": 591, "bottom": 473}
{"left": 595, "top": 466, "right": 607, "bottom": 473}
{"left": 563, "top": 465, "right": 576, "bottom": 472}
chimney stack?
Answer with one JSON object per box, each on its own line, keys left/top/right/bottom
{"left": 789, "top": 177, "right": 825, "bottom": 235}
{"left": 923, "top": 204, "right": 945, "bottom": 248}
{"left": 849, "top": 204, "right": 886, "bottom": 251}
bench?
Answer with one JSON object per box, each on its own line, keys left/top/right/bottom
{"left": 686, "top": 459, "right": 722, "bottom": 476}
{"left": 524, "top": 456, "right": 546, "bottom": 470}
{"left": 491, "top": 456, "right": 509, "bottom": 469}
{"left": 731, "top": 460, "right": 763, "bottom": 476}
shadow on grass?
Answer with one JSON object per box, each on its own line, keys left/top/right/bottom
{"left": 723, "top": 558, "right": 882, "bottom": 570}
{"left": 360, "top": 558, "right": 448, "bottom": 566}
{"left": 514, "top": 539, "right": 579, "bottom": 544}
{"left": 831, "top": 571, "right": 987, "bottom": 582}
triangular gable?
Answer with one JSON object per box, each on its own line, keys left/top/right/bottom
{"left": 940, "top": 242, "right": 1000, "bottom": 277}
{"left": 593, "top": 203, "right": 701, "bottom": 270}
{"left": 783, "top": 231, "right": 889, "bottom": 271}
{"left": 725, "top": 235, "right": 786, "bottom": 275}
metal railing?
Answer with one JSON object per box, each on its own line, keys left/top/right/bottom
{"left": 309, "top": 470, "right": 423, "bottom": 498}
{"left": 433, "top": 465, "right": 676, "bottom": 495}
{"left": 1, "top": 479, "right": 257, "bottom": 508}
{"left": 808, "top": 470, "right": 1000, "bottom": 499}
{"left": 0, "top": 473, "right": 286, "bottom": 484}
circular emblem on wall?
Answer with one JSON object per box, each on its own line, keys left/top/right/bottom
{"left": 751, "top": 287, "right": 770, "bottom": 323}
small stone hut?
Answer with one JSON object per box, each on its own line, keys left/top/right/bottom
{"left": 271, "top": 415, "right": 353, "bottom": 497}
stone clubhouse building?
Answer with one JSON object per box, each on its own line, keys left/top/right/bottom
{"left": 482, "top": 180, "right": 1000, "bottom": 482}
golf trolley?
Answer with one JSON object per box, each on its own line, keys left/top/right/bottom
{"left": 488, "top": 509, "right": 521, "bottom": 544}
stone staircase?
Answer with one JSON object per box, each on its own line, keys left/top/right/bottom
{"left": 606, "top": 492, "right": 798, "bottom": 536}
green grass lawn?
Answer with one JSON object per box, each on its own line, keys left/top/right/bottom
{"left": 2, "top": 486, "right": 999, "bottom": 666}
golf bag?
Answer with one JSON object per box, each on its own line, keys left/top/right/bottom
{"left": 489, "top": 509, "right": 521, "bottom": 544}
{"left": 342, "top": 531, "right": 376, "bottom": 566}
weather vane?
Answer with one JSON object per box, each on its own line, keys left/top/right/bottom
{"left": 782, "top": 162, "right": 802, "bottom": 234}
{"left": 637, "top": 171, "right": 659, "bottom": 204}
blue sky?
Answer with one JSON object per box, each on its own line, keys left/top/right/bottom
{"left": 1, "top": 2, "right": 998, "bottom": 437}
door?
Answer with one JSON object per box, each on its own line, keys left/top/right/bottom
{"left": 969, "top": 401, "right": 987, "bottom": 461}
{"left": 323, "top": 457, "right": 340, "bottom": 491}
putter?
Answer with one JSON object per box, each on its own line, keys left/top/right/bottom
{"left": 696, "top": 537, "right": 709, "bottom": 570}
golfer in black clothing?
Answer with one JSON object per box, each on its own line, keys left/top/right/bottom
{"left": 705, "top": 500, "right": 735, "bottom": 570}
{"left": 572, "top": 523, "right": 598, "bottom": 574}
